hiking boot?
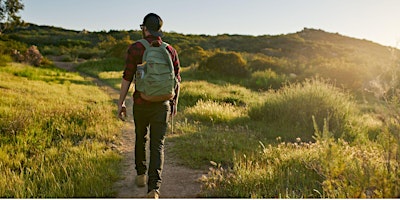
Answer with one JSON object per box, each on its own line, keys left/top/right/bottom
{"left": 147, "top": 189, "right": 159, "bottom": 199}
{"left": 135, "top": 174, "right": 147, "bottom": 187}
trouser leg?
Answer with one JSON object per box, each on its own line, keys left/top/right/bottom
{"left": 147, "top": 103, "right": 169, "bottom": 193}
{"left": 133, "top": 105, "right": 149, "bottom": 175}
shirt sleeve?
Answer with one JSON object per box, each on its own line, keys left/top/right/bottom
{"left": 123, "top": 42, "right": 145, "bottom": 82}
{"left": 167, "top": 45, "right": 181, "bottom": 82}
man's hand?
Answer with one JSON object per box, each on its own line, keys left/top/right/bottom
{"left": 118, "top": 105, "right": 127, "bottom": 121}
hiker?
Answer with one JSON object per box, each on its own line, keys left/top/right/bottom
{"left": 117, "top": 13, "right": 181, "bottom": 198}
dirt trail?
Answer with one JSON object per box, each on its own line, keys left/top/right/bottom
{"left": 52, "top": 58, "right": 206, "bottom": 198}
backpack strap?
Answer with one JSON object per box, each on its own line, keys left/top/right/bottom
{"left": 138, "top": 39, "right": 151, "bottom": 49}
{"left": 137, "top": 38, "right": 169, "bottom": 49}
{"left": 137, "top": 39, "right": 173, "bottom": 69}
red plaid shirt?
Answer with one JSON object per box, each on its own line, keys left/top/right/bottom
{"left": 123, "top": 35, "right": 181, "bottom": 104}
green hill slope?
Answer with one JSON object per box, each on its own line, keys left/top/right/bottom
{"left": 2, "top": 23, "right": 400, "bottom": 198}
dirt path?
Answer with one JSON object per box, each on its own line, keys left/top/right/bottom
{"left": 51, "top": 58, "right": 206, "bottom": 198}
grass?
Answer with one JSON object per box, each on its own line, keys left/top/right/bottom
{"left": 71, "top": 57, "right": 400, "bottom": 198}
{"left": 0, "top": 63, "right": 122, "bottom": 197}
{"left": 75, "top": 57, "right": 124, "bottom": 89}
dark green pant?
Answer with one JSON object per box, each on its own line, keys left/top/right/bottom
{"left": 133, "top": 101, "right": 169, "bottom": 193}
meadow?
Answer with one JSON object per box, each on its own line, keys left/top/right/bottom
{"left": 76, "top": 58, "right": 400, "bottom": 198}
{"left": 1, "top": 24, "right": 400, "bottom": 197}
{"left": 0, "top": 63, "right": 122, "bottom": 197}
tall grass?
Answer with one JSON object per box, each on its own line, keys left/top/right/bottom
{"left": 69, "top": 55, "right": 399, "bottom": 198}
{"left": 179, "top": 80, "right": 263, "bottom": 108}
{"left": 0, "top": 63, "right": 122, "bottom": 197}
{"left": 184, "top": 99, "right": 247, "bottom": 124}
{"left": 249, "top": 78, "right": 358, "bottom": 141}
{"left": 201, "top": 119, "right": 400, "bottom": 198}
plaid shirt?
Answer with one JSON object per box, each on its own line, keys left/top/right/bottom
{"left": 123, "top": 35, "right": 181, "bottom": 104}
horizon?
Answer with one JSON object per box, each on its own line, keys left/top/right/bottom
{"left": 20, "top": 0, "right": 400, "bottom": 47}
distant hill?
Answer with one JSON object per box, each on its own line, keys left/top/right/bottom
{"left": 4, "top": 23, "right": 400, "bottom": 93}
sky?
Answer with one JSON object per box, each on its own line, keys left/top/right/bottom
{"left": 20, "top": 0, "right": 400, "bottom": 47}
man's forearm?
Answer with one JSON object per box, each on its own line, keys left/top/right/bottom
{"left": 118, "top": 78, "right": 132, "bottom": 106}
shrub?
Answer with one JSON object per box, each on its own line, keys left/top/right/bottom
{"left": 96, "top": 35, "right": 133, "bottom": 59}
{"left": 179, "top": 46, "right": 209, "bottom": 67}
{"left": 200, "top": 51, "right": 249, "bottom": 77}
{"left": 106, "top": 40, "right": 131, "bottom": 59}
{"left": 25, "top": 45, "right": 43, "bottom": 66}
{"left": 247, "top": 69, "right": 287, "bottom": 90}
{"left": 0, "top": 54, "right": 12, "bottom": 66}
{"left": 248, "top": 57, "right": 284, "bottom": 72}
{"left": 248, "top": 78, "right": 358, "bottom": 141}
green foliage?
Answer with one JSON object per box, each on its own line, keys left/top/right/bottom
{"left": 200, "top": 51, "right": 250, "bottom": 77}
{"left": 248, "top": 78, "right": 358, "bottom": 141}
{"left": 202, "top": 126, "right": 399, "bottom": 198}
{"left": 0, "top": 63, "right": 122, "bottom": 197}
{"left": 184, "top": 99, "right": 247, "bottom": 124}
{"left": 0, "top": 36, "right": 27, "bottom": 54}
{"left": 76, "top": 57, "right": 124, "bottom": 75}
{"left": 0, "top": 53, "right": 11, "bottom": 66}
{"left": 247, "top": 54, "right": 288, "bottom": 73}
{"left": 178, "top": 45, "right": 209, "bottom": 67}
{"left": 75, "top": 58, "right": 124, "bottom": 89}
{"left": 98, "top": 35, "right": 133, "bottom": 59}
{"left": 4, "top": 23, "right": 400, "bottom": 198}
{"left": 247, "top": 69, "right": 287, "bottom": 90}
{"left": 169, "top": 122, "right": 261, "bottom": 169}
{"left": 179, "top": 80, "right": 260, "bottom": 108}
{"left": 0, "top": 0, "right": 24, "bottom": 32}
{"left": 201, "top": 141, "right": 323, "bottom": 198}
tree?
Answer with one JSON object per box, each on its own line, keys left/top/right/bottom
{"left": 0, "top": 0, "right": 24, "bottom": 33}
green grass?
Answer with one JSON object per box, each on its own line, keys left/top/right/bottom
{"left": 249, "top": 78, "right": 359, "bottom": 141}
{"left": 201, "top": 119, "right": 400, "bottom": 198}
{"left": 0, "top": 63, "right": 122, "bottom": 197}
{"left": 75, "top": 57, "right": 124, "bottom": 89}
{"left": 72, "top": 57, "right": 400, "bottom": 198}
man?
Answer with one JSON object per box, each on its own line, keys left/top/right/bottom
{"left": 117, "top": 13, "right": 181, "bottom": 198}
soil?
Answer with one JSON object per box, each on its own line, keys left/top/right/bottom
{"left": 51, "top": 57, "right": 207, "bottom": 198}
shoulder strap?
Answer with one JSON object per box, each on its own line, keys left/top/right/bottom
{"left": 138, "top": 39, "right": 170, "bottom": 49}
{"left": 137, "top": 39, "right": 151, "bottom": 49}
{"left": 137, "top": 39, "right": 173, "bottom": 68}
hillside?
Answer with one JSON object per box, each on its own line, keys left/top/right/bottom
{"left": 1, "top": 23, "right": 400, "bottom": 197}
{"left": 4, "top": 24, "right": 399, "bottom": 95}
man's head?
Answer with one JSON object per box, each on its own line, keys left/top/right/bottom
{"left": 141, "top": 13, "right": 163, "bottom": 37}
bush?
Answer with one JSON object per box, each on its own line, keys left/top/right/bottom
{"left": 248, "top": 57, "right": 284, "bottom": 72}
{"left": 98, "top": 35, "right": 132, "bottom": 59}
{"left": 0, "top": 54, "right": 12, "bottom": 66}
{"left": 247, "top": 69, "right": 287, "bottom": 90}
{"left": 106, "top": 39, "right": 132, "bottom": 59}
{"left": 200, "top": 51, "right": 249, "bottom": 77}
{"left": 248, "top": 78, "right": 358, "bottom": 141}
{"left": 25, "top": 45, "right": 43, "bottom": 66}
{"left": 179, "top": 46, "right": 209, "bottom": 67}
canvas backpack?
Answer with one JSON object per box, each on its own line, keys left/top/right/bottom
{"left": 135, "top": 39, "right": 178, "bottom": 102}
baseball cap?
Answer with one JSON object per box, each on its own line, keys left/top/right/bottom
{"left": 142, "top": 13, "right": 163, "bottom": 37}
